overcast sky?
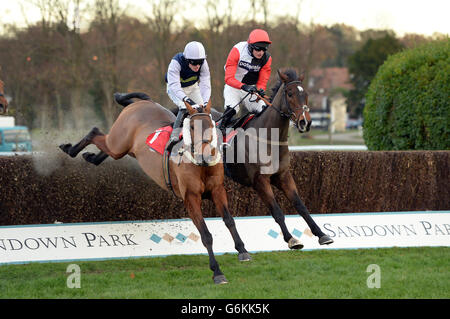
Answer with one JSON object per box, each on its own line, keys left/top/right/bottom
{"left": 2, "top": 0, "right": 449, "bottom": 37}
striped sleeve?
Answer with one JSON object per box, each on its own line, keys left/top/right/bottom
{"left": 198, "top": 60, "right": 211, "bottom": 104}
{"left": 224, "top": 47, "right": 243, "bottom": 89}
{"left": 256, "top": 55, "right": 272, "bottom": 91}
{"left": 167, "top": 59, "right": 187, "bottom": 101}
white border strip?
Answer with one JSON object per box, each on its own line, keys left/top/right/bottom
{"left": 0, "top": 211, "right": 448, "bottom": 265}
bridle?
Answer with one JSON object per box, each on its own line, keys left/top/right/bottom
{"left": 0, "top": 92, "right": 7, "bottom": 113}
{"left": 255, "top": 80, "right": 311, "bottom": 132}
{"left": 180, "top": 112, "right": 221, "bottom": 167}
{"left": 163, "top": 110, "right": 221, "bottom": 197}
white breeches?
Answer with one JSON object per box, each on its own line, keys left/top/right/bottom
{"left": 223, "top": 84, "right": 265, "bottom": 113}
{"left": 167, "top": 83, "right": 204, "bottom": 109}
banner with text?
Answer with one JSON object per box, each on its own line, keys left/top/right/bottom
{"left": 1, "top": 211, "right": 449, "bottom": 264}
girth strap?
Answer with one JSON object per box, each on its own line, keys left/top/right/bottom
{"left": 162, "top": 146, "right": 177, "bottom": 197}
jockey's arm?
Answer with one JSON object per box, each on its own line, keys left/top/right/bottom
{"left": 224, "top": 47, "right": 244, "bottom": 89}
{"left": 167, "top": 59, "right": 187, "bottom": 102}
{"left": 256, "top": 55, "right": 272, "bottom": 92}
{"left": 198, "top": 60, "right": 211, "bottom": 105}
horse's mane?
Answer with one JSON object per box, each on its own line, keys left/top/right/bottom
{"left": 269, "top": 68, "right": 299, "bottom": 103}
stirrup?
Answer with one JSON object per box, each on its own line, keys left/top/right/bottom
{"left": 220, "top": 142, "right": 231, "bottom": 151}
{"left": 168, "top": 135, "right": 180, "bottom": 144}
{"left": 165, "top": 135, "right": 179, "bottom": 155}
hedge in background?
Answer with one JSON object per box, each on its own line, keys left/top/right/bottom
{"left": 0, "top": 151, "right": 448, "bottom": 225}
{"left": 363, "top": 39, "right": 450, "bottom": 150}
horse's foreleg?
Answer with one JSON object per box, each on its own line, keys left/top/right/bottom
{"left": 253, "top": 174, "right": 303, "bottom": 249}
{"left": 185, "top": 192, "right": 227, "bottom": 284}
{"left": 272, "top": 172, "right": 333, "bottom": 245}
{"left": 59, "top": 127, "right": 102, "bottom": 158}
{"left": 211, "top": 186, "right": 250, "bottom": 261}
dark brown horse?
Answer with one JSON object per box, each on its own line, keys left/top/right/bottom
{"left": 218, "top": 68, "right": 333, "bottom": 249}
{"left": 59, "top": 96, "right": 250, "bottom": 284}
{"left": 0, "top": 80, "right": 8, "bottom": 114}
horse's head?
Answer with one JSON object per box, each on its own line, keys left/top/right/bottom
{"left": 0, "top": 80, "right": 8, "bottom": 114}
{"left": 182, "top": 100, "right": 220, "bottom": 166}
{"left": 277, "top": 69, "right": 311, "bottom": 133}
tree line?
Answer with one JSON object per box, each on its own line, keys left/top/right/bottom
{"left": 0, "top": 0, "right": 442, "bottom": 132}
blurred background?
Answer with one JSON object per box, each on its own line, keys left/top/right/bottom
{"left": 0, "top": 0, "right": 448, "bottom": 149}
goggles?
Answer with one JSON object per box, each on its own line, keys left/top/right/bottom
{"left": 251, "top": 44, "right": 267, "bottom": 52}
{"left": 188, "top": 59, "right": 204, "bottom": 66}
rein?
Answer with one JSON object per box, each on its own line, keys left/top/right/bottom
{"left": 180, "top": 112, "right": 221, "bottom": 167}
{"left": 254, "top": 80, "right": 310, "bottom": 132}
{"left": 163, "top": 111, "right": 221, "bottom": 196}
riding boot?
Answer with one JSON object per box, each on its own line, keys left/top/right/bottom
{"left": 166, "top": 108, "right": 188, "bottom": 152}
{"left": 218, "top": 107, "right": 236, "bottom": 136}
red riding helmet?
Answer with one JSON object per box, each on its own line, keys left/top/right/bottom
{"left": 247, "top": 29, "right": 272, "bottom": 45}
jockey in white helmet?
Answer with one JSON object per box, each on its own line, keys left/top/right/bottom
{"left": 165, "top": 41, "right": 211, "bottom": 149}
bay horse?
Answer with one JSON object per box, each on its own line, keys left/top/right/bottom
{"left": 218, "top": 68, "right": 333, "bottom": 249}
{"left": 0, "top": 80, "right": 8, "bottom": 114}
{"left": 59, "top": 96, "right": 250, "bottom": 284}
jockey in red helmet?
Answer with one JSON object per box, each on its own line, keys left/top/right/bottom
{"left": 219, "top": 29, "right": 272, "bottom": 133}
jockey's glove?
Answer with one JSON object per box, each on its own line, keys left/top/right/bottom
{"left": 183, "top": 96, "right": 196, "bottom": 106}
{"left": 241, "top": 84, "right": 257, "bottom": 94}
{"left": 257, "top": 88, "right": 266, "bottom": 97}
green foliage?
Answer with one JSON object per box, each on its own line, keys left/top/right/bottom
{"left": 347, "top": 34, "right": 404, "bottom": 117}
{"left": 363, "top": 39, "right": 450, "bottom": 150}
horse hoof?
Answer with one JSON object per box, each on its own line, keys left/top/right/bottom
{"left": 82, "top": 152, "right": 95, "bottom": 163}
{"left": 319, "top": 235, "right": 334, "bottom": 245}
{"left": 213, "top": 275, "right": 228, "bottom": 285}
{"left": 59, "top": 144, "right": 75, "bottom": 157}
{"left": 238, "top": 252, "right": 251, "bottom": 262}
{"left": 288, "top": 237, "right": 304, "bottom": 250}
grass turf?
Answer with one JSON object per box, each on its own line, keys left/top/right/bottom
{"left": 0, "top": 247, "right": 448, "bottom": 299}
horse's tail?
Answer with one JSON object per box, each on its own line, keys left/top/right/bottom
{"left": 114, "top": 92, "right": 151, "bottom": 107}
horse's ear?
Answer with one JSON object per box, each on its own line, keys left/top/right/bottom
{"left": 184, "top": 101, "right": 195, "bottom": 115}
{"left": 204, "top": 99, "right": 211, "bottom": 114}
{"left": 299, "top": 71, "right": 305, "bottom": 83}
{"left": 277, "top": 69, "right": 289, "bottom": 83}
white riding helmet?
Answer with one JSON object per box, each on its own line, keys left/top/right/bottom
{"left": 183, "top": 41, "right": 207, "bottom": 60}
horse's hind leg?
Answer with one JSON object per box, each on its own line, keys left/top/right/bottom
{"left": 79, "top": 133, "right": 127, "bottom": 166}
{"left": 59, "top": 127, "right": 102, "bottom": 158}
{"left": 185, "top": 192, "right": 227, "bottom": 284}
{"left": 82, "top": 151, "right": 109, "bottom": 166}
{"left": 272, "top": 171, "right": 333, "bottom": 245}
{"left": 211, "top": 186, "right": 250, "bottom": 261}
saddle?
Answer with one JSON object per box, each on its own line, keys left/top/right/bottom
{"left": 219, "top": 113, "right": 254, "bottom": 144}
{"left": 145, "top": 126, "right": 179, "bottom": 155}
{"left": 218, "top": 105, "right": 270, "bottom": 144}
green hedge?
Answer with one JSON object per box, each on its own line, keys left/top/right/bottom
{"left": 363, "top": 39, "right": 450, "bottom": 150}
